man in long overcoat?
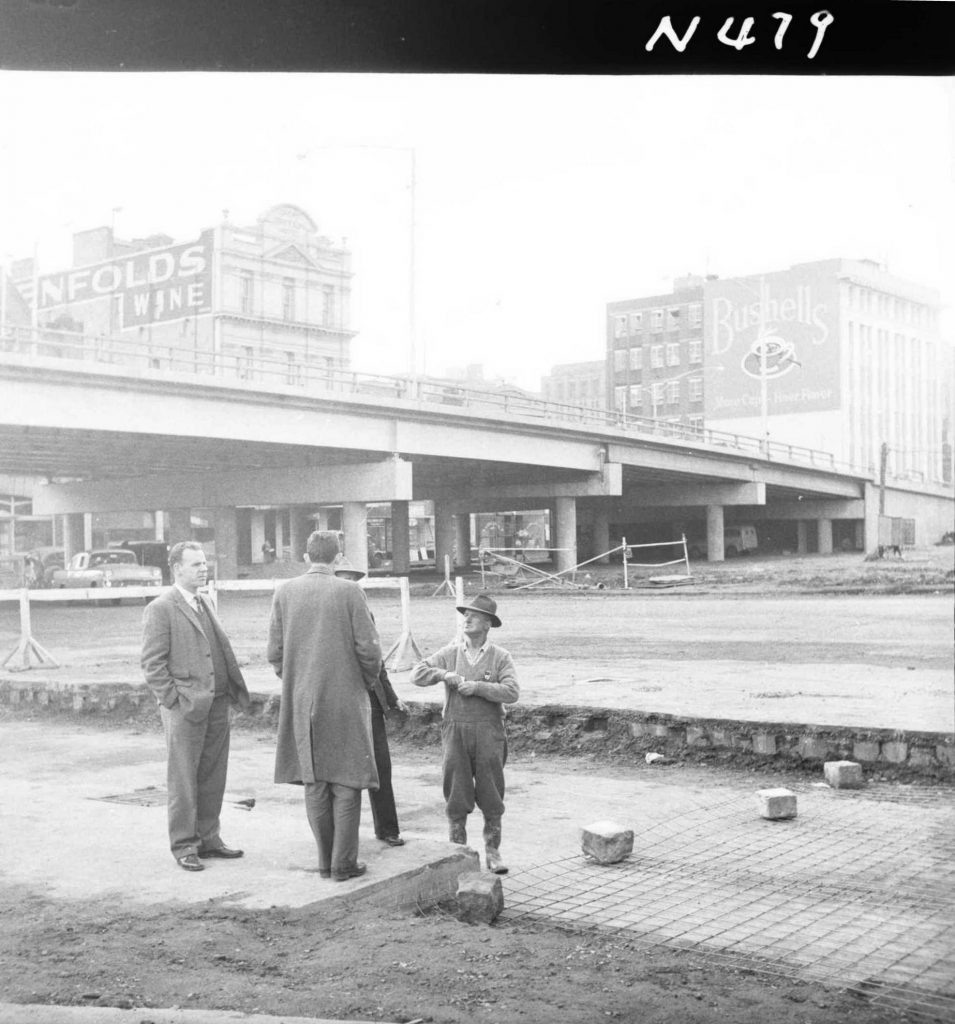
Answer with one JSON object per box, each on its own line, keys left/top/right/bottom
{"left": 141, "top": 541, "right": 251, "bottom": 872}
{"left": 268, "top": 530, "right": 382, "bottom": 881}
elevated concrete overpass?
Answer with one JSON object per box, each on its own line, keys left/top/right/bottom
{"left": 3, "top": 339, "right": 944, "bottom": 577}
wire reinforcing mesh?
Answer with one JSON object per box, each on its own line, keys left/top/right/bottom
{"left": 502, "top": 785, "right": 955, "bottom": 1022}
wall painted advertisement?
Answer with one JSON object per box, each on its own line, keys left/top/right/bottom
{"left": 36, "top": 231, "right": 213, "bottom": 326}
{"left": 703, "top": 264, "right": 840, "bottom": 420}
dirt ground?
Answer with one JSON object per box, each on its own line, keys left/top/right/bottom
{"left": 2, "top": 548, "right": 951, "bottom": 1024}
{"left": 0, "top": 731, "right": 917, "bottom": 1024}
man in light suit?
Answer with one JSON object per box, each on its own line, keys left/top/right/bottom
{"left": 142, "top": 541, "right": 250, "bottom": 872}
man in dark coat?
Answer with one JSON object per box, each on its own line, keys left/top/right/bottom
{"left": 141, "top": 541, "right": 251, "bottom": 872}
{"left": 268, "top": 531, "right": 382, "bottom": 881}
{"left": 334, "top": 557, "right": 406, "bottom": 847}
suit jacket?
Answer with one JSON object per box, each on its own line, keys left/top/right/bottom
{"left": 268, "top": 563, "right": 382, "bottom": 788}
{"left": 141, "top": 587, "right": 250, "bottom": 723}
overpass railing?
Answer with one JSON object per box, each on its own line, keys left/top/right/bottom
{"left": 0, "top": 324, "right": 868, "bottom": 476}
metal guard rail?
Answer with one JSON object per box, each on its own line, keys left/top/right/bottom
{"left": 0, "top": 324, "right": 868, "bottom": 476}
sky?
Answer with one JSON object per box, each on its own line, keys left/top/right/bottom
{"left": 1, "top": 73, "right": 952, "bottom": 391}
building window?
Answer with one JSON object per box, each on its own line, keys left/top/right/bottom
{"left": 628, "top": 384, "right": 642, "bottom": 406}
{"left": 286, "top": 351, "right": 301, "bottom": 385}
{"left": 650, "top": 308, "right": 664, "bottom": 332}
{"left": 323, "top": 285, "right": 336, "bottom": 327}
{"left": 689, "top": 338, "right": 703, "bottom": 363}
{"left": 628, "top": 311, "right": 643, "bottom": 333}
{"left": 237, "top": 345, "right": 254, "bottom": 379}
{"left": 239, "top": 271, "right": 254, "bottom": 315}
{"left": 629, "top": 346, "right": 643, "bottom": 371}
{"left": 613, "top": 315, "right": 628, "bottom": 339}
{"left": 613, "top": 386, "right": 628, "bottom": 411}
{"left": 650, "top": 345, "right": 664, "bottom": 368}
{"left": 282, "top": 278, "right": 296, "bottom": 321}
{"left": 666, "top": 342, "right": 681, "bottom": 367}
{"left": 613, "top": 348, "right": 629, "bottom": 372}
{"left": 688, "top": 414, "right": 704, "bottom": 432}
{"left": 666, "top": 306, "right": 681, "bottom": 330}
{"left": 651, "top": 382, "right": 665, "bottom": 408}
{"left": 689, "top": 377, "right": 703, "bottom": 402}
{"left": 688, "top": 302, "right": 702, "bottom": 328}
{"left": 666, "top": 380, "right": 680, "bottom": 404}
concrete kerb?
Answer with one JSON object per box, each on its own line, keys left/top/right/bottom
{"left": 0, "top": 1005, "right": 393, "bottom": 1024}
{"left": 2, "top": 677, "right": 952, "bottom": 780}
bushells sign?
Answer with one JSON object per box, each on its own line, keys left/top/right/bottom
{"left": 36, "top": 230, "right": 213, "bottom": 327}
{"left": 703, "top": 262, "right": 840, "bottom": 421}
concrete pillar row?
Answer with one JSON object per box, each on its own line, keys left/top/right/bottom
{"left": 209, "top": 507, "right": 239, "bottom": 581}
{"left": 554, "top": 496, "right": 578, "bottom": 575}
{"left": 391, "top": 501, "right": 411, "bottom": 576}
{"left": 454, "top": 513, "right": 471, "bottom": 569}
{"left": 274, "top": 512, "right": 285, "bottom": 561}
{"left": 83, "top": 512, "right": 93, "bottom": 551}
{"left": 817, "top": 517, "right": 834, "bottom": 555}
{"left": 705, "top": 504, "right": 725, "bottom": 562}
{"left": 796, "top": 520, "right": 809, "bottom": 555}
{"left": 433, "top": 501, "right": 456, "bottom": 579}
{"left": 342, "top": 501, "right": 369, "bottom": 575}
{"left": 591, "top": 506, "right": 611, "bottom": 564}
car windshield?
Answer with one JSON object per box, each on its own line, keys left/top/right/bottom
{"left": 89, "top": 551, "right": 138, "bottom": 567}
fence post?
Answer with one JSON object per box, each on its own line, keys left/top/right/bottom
{"left": 384, "top": 577, "right": 424, "bottom": 671}
{"left": 622, "top": 536, "right": 629, "bottom": 590}
{"left": 1, "top": 589, "right": 59, "bottom": 671}
{"left": 454, "top": 576, "right": 465, "bottom": 640}
{"left": 432, "top": 554, "right": 455, "bottom": 597}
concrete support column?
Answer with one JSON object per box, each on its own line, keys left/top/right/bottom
{"left": 153, "top": 511, "right": 165, "bottom": 542}
{"left": 250, "top": 510, "right": 266, "bottom": 563}
{"left": 288, "top": 506, "right": 310, "bottom": 566}
{"left": 554, "top": 496, "right": 578, "bottom": 575}
{"left": 454, "top": 513, "right": 471, "bottom": 569}
{"left": 83, "top": 512, "right": 93, "bottom": 551}
{"left": 433, "top": 502, "right": 456, "bottom": 578}
{"left": 316, "top": 508, "right": 332, "bottom": 531}
{"left": 274, "top": 512, "right": 285, "bottom": 561}
{"left": 591, "top": 506, "right": 611, "bottom": 563}
{"left": 853, "top": 520, "right": 864, "bottom": 550}
{"left": 62, "top": 513, "right": 85, "bottom": 563}
{"left": 863, "top": 481, "right": 881, "bottom": 555}
{"left": 796, "top": 520, "right": 809, "bottom": 555}
{"left": 342, "top": 502, "right": 369, "bottom": 575}
{"left": 209, "top": 507, "right": 239, "bottom": 581}
{"left": 817, "top": 518, "right": 833, "bottom": 555}
{"left": 166, "top": 508, "right": 192, "bottom": 545}
{"left": 705, "top": 504, "right": 725, "bottom": 562}
{"left": 391, "top": 501, "right": 411, "bottom": 576}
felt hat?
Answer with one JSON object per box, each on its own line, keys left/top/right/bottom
{"left": 455, "top": 592, "right": 502, "bottom": 628}
{"left": 333, "top": 557, "right": 366, "bottom": 581}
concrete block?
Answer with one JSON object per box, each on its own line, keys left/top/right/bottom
{"left": 628, "top": 721, "right": 650, "bottom": 739}
{"left": 686, "top": 726, "right": 709, "bottom": 747}
{"left": 797, "top": 736, "right": 831, "bottom": 760}
{"left": 652, "top": 723, "right": 672, "bottom": 739}
{"left": 753, "top": 732, "right": 778, "bottom": 756}
{"left": 824, "top": 760, "right": 864, "bottom": 789}
{"left": 581, "top": 820, "right": 634, "bottom": 864}
{"left": 882, "top": 741, "right": 908, "bottom": 764}
{"left": 852, "top": 741, "right": 881, "bottom": 763}
{"left": 908, "top": 746, "right": 936, "bottom": 768}
{"left": 756, "top": 788, "right": 797, "bottom": 820}
{"left": 935, "top": 744, "right": 955, "bottom": 767}
{"left": 454, "top": 872, "right": 503, "bottom": 924}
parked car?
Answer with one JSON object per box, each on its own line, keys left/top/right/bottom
{"left": 50, "top": 549, "right": 163, "bottom": 589}
{"left": 687, "top": 525, "right": 759, "bottom": 559}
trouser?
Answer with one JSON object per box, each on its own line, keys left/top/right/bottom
{"left": 368, "top": 706, "right": 400, "bottom": 839}
{"left": 441, "top": 717, "right": 507, "bottom": 822}
{"left": 160, "top": 692, "right": 231, "bottom": 859}
{"left": 304, "top": 780, "right": 362, "bottom": 874}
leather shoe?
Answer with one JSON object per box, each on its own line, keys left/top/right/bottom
{"left": 198, "top": 845, "right": 244, "bottom": 859}
{"left": 177, "top": 854, "right": 204, "bottom": 872}
{"left": 332, "top": 862, "right": 367, "bottom": 881}
{"left": 380, "top": 835, "right": 405, "bottom": 847}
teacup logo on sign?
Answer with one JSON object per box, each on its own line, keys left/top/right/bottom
{"left": 741, "top": 336, "right": 799, "bottom": 380}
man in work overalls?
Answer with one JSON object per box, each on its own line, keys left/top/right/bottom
{"left": 412, "top": 593, "right": 519, "bottom": 873}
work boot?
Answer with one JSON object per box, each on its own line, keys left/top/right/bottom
{"left": 483, "top": 817, "right": 508, "bottom": 874}
{"left": 448, "top": 817, "right": 467, "bottom": 845}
